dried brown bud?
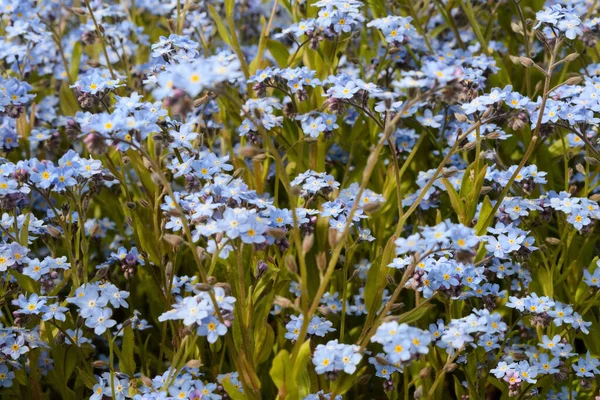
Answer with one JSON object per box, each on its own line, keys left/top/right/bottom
{"left": 444, "top": 363, "right": 458, "bottom": 372}
{"left": 167, "top": 208, "right": 184, "bottom": 217}
{"left": 480, "top": 186, "right": 492, "bottom": 195}
{"left": 186, "top": 360, "right": 203, "bottom": 369}
{"left": 563, "top": 53, "right": 579, "bottom": 63}
{"left": 151, "top": 173, "right": 162, "bottom": 185}
{"left": 143, "top": 157, "right": 153, "bottom": 170}
{"left": 302, "top": 234, "right": 314, "bottom": 253}
{"left": 317, "top": 252, "right": 327, "bottom": 272}
{"left": 328, "top": 228, "right": 343, "bottom": 248}
{"left": 140, "top": 376, "right": 153, "bottom": 387}
{"left": 238, "top": 146, "right": 262, "bottom": 158}
{"left": 165, "top": 261, "right": 173, "bottom": 281}
{"left": 139, "top": 199, "right": 151, "bottom": 208}
{"left": 70, "top": 7, "right": 87, "bottom": 15}
{"left": 163, "top": 234, "right": 184, "bottom": 247}
{"left": 91, "top": 360, "right": 109, "bottom": 369}
{"left": 519, "top": 56, "right": 535, "bottom": 67}
{"left": 285, "top": 255, "right": 297, "bottom": 274}
{"left": 273, "top": 295, "right": 293, "bottom": 309}
{"left": 267, "top": 227, "right": 287, "bottom": 239}
{"left": 511, "top": 22, "right": 523, "bottom": 34}
{"left": 46, "top": 225, "right": 62, "bottom": 238}
{"left": 454, "top": 113, "right": 468, "bottom": 122}
{"left": 584, "top": 156, "right": 600, "bottom": 166}
{"left": 563, "top": 75, "right": 583, "bottom": 86}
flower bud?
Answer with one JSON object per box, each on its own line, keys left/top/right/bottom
{"left": 163, "top": 234, "right": 184, "bottom": 247}
{"left": 519, "top": 56, "right": 535, "bottom": 67}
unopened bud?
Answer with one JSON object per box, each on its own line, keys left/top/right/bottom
{"left": 510, "top": 22, "right": 523, "bottom": 34}
{"left": 545, "top": 237, "right": 561, "bottom": 245}
{"left": 454, "top": 113, "right": 468, "bottom": 122}
{"left": 143, "top": 157, "right": 153, "bottom": 170}
{"left": 273, "top": 295, "right": 293, "bottom": 309}
{"left": 186, "top": 360, "right": 203, "bottom": 368}
{"left": 285, "top": 255, "right": 297, "bottom": 274}
{"left": 563, "top": 53, "right": 579, "bottom": 63}
{"left": 165, "top": 261, "right": 173, "bottom": 281}
{"left": 163, "top": 234, "right": 184, "bottom": 247}
{"left": 328, "top": 228, "right": 343, "bottom": 247}
{"left": 480, "top": 186, "right": 492, "bottom": 195}
{"left": 442, "top": 167, "right": 458, "bottom": 178}
{"left": 584, "top": 156, "right": 600, "bottom": 166}
{"left": 519, "top": 56, "right": 535, "bottom": 67}
{"left": 461, "top": 140, "right": 478, "bottom": 152}
{"left": 444, "top": 363, "right": 458, "bottom": 372}
{"left": 563, "top": 75, "right": 583, "bottom": 86}
{"left": 317, "top": 252, "right": 327, "bottom": 272}
{"left": 167, "top": 208, "right": 184, "bottom": 217}
{"left": 195, "top": 283, "right": 213, "bottom": 292}
{"left": 91, "top": 360, "right": 109, "bottom": 368}
{"left": 151, "top": 173, "right": 162, "bottom": 185}
{"left": 302, "top": 234, "right": 314, "bottom": 253}
{"left": 414, "top": 385, "right": 423, "bottom": 399}
{"left": 140, "top": 376, "right": 153, "bottom": 387}
{"left": 238, "top": 146, "right": 262, "bottom": 158}
{"left": 267, "top": 227, "right": 287, "bottom": 239}
{"left": 139, "top": 199, "right": 151, "bottom": 208}
{"left": 69, "top": 7, "right": 87, "bottom": 15}
{"left": 46, "top": 225, "right": 62, "bottom": 238}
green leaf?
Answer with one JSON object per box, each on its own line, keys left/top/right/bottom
{"left": 536, "top": 266, "right": 554, "bottom": 297}
{"left": 77, "top": 368, "right": 98, "bottom": 390}
{"left": 365, "top": 235, "right": 395, "bottom": 313}
{"left": 465, "top": 164, "right": 487, "bottom": 222}
{"left": 332, "top": 366, "right": 366, "bottom": 395}
{"left": 119, "top": 326, "right": 136, "bottom": 376}
{"left": 254, "top": 323, "right": 274, "bottom": 365}
{"left": 19, "top": 212, "right": 30, "bottom": 247}
{"left": 267, "top": 39, "right": 291, "bottom": 68}
{"left": 270, "top": 349, "right": 290, "bottom": 391}
{"left": 291, "top": 340, "right": 312, "bottom": 399}
{"left": 69, "top": 42, "right": 83, "bottom": 81}
{"left": 398, "top": 303, "right": 435, "bottom": 324}
{"left": 208, "top": 5, "right": 231, "bottom": 46}
{"left": 12, "top": 271, "right": 40, "bottom": 293}
{"left": 475, "top": 196, "right": 493, "bottom": 235}
{"left": 225, "top": 0, "right": 235, "bottom": 19}
{"left": 441, "top": 178, "right": 465, "bottom": 223}
{"left": 29, "top": 377, "right": 43, "bottom": 400}
{"left": 460, "top": 0, "right": 487, "bottom": 51}
{"left": 222, "top": 376, "right": 250, "bottom": 400}
{"left": 59, "top": 82, "right": 80, "bottom": 116}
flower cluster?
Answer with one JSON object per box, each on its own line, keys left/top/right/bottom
{"left": 312, "top": 340, "right": 362, "bottom": 375}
